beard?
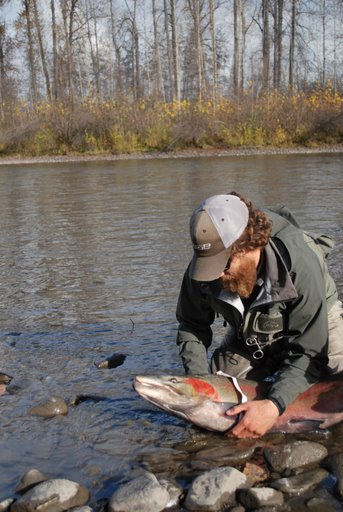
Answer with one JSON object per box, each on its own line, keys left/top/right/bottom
{"left": 219, "top": 257, "right": 257, "bottom": 299}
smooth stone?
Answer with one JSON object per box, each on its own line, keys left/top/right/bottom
{"left": 108, "top": 472, "right": 170, "bottom": 512}
{"left": 67, "top": 508, "right": 93, "bottom": 512}
{"left": 15, "top": 468, "right": 49, "bottom": 493}
{"left": 11, "top": 478, "right": 89, "bottom": 512}
{"left": 327, "top": 452, "right": 343, "bottom": 499}
{"left": 271, "top": 468, "right": 329, "bottom": 496}
{"left": 29, "top": 397, "right": 68, "bottom": 418}
{"left": 158, "top": 479, "right": 183, "bottom": 508}
{"left": 184, "top": 466, "right": 247, "bottom": 511}
{"left": 242, "top": 462, "right": 269, "bottom": 485}
{"left": 237, "top": 487, "right": 284, "bottom": 508}
{"left": 264, "top": 441, "right": 328, "bottom": 473}
{"left": 0, "top": 498, "right": 15, "bottom": 512}
{"left": 0, "top": 373, "right": 13, "bottom": 384}
{"left": 94, "top": 353, "right": 126, "bottom": 369}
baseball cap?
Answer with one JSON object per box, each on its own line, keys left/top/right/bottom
{"left": 189, "top": 194, "right": 249, "bottom": 281}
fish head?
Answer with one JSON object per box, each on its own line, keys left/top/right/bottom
{"left": 133, "top": 374, "right": 240, "bottom": 432}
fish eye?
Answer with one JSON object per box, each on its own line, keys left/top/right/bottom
{"left": 169, "top": 378, "right": 178, "bottom": 383}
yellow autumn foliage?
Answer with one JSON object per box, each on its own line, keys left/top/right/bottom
{"left": 0, "top": 86, "right": 341, "bottom": 156}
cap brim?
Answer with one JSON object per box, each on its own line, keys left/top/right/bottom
{"left": 189, "top": 247, "right": 232, "bottom": 282}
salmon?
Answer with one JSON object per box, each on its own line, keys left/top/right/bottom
{"left": 133, "top": 374, "right": 343, "bottom": 433}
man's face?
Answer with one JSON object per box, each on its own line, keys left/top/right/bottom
{"left": 219, "top": 252, "right": 258, "bottom": 298}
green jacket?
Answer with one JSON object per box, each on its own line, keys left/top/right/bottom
{"left": 176, "top": 207, "right": 338, "bottom": 411}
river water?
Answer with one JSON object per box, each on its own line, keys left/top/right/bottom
{"left": 0, "top": 152, "right": 342, "bottom": 503}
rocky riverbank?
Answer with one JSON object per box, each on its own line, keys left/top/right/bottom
{"left": 2, "top": 436, "right": 343, "bottom": 511}
{"left": 0, "top": 144, "right": 342, "bottom": 166}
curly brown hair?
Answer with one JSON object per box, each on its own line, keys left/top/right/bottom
{"left": 228, "top": 191, "right": 273, "bottom": 254}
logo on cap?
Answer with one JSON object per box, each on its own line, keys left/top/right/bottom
{"left": 193, "top": 243, "right": 211, "bottom": 251}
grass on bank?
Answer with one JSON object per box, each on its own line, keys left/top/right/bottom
{"left": 0, "top": 86, "right": 342, "bottom": 157}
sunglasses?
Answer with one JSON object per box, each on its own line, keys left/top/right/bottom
{"left": 223, "top": 255, "right": 233, "bottom": 272}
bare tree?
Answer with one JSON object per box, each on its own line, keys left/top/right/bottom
{"left": 209, "top": 0, "right": 217, "bottom": 104}
{"left": 32, "top": 0, "right": 51, "bottom": 100}
{"left": 273, "top": 0, "right": 283, "bottom": 90}
{"left": 61, "top": 0, "right": 80, "bottom": 102}
{"left": 262, "top": 0, "right": 270, "bottom": 92}
{"left": 152, "top": 0, "right": 164, "bottom": 99}
{"left": 170, "top": 0, "right": 180, "bottom": 100}
{"left": 23, "top": 0, "right": 38, "bottom": 103}
{"left": 288, "top": 0, "right": 296, "bottom": 91}
{"left": 109, "top": 0, "right": 123, "bottom": 97}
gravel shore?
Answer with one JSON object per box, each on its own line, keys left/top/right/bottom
{"left": 0, "top": 145, "right": 342, "bottom": 166}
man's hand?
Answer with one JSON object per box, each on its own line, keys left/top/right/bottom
{"left": 226, "top": 399, "right": 280, "bottom": 438}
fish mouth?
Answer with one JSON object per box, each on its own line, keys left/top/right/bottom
{"left": 0, "top": 373, "right": 13, "bottom": 385}
{"left": 133, "top": 376, "right": 195, "bottom": 419}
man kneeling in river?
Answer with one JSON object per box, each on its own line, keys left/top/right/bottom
{"left": 176, "top": 192, "right": 343, "bottom": 438}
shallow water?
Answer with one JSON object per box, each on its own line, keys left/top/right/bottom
{"left": 0, "top": 153, "right": 342, "bottom": 502}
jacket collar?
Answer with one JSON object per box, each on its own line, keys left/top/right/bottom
{"left": 215, "top": 240, "right": 298, "bottom": 311}
{"left": 250, "top": 240, "right": 298, "bottom": 308}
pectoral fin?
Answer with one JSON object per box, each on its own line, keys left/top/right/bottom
{"left": 277, "top": 419, "right": 328, "bottom": 434}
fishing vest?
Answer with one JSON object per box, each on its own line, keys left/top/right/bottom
{"left": 237, "top": 206, "right": 337, "bottom": 361}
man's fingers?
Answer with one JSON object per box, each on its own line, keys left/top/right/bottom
{"left": 226, "top": 404, "right": 248, "bottom": 416}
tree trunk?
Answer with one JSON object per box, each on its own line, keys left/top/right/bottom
{"left": 109, "top": 0, "right": 123, "bottom": 97}
{"left": 321, "top": 0, "right": 326, "bottom": 87}
{"left": 61, "top": 0, "right": 79, "bottom": 102}
{"left": 152, "top": 0, "right": 164, "bottom": 99}
{"left": 23, "top": 0, "right": 38, "bottom": 103}
{"left": 86, "top": 0, "right": 101, "bottom": 96}
{"left": 209, "top": 0, "right": 217, "bottom": 106}
{"left": 32, "top": 0, "right": 51, "bottom": 101}
{"left": 273, "top": 0, "right": 283, "bottom": 90}
{"left": 0, "top": 24, "right": 5, "bottom": 121}
{"left": 170, "top": 0, "right": 180, "bottom": 100}
{"left": 288, "top": 0, "right": 296, "bottom": 91}
{"left": 233, "top": 0, "right": 241, "bottom": 96}
{"left": 51, "top": 0, "right": 58, "bottom": 100}
{"left": 163, "top": 0, "right": 173, "bottom": 101}
{"left": 262, "top": 0, "right": 270, "bottom": 92}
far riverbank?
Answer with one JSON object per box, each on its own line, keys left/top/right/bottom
{"left": 0, "top": 144, "right": 342, "bottom": 166}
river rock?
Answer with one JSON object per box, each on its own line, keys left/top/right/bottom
{"left": 108, "top": 472, "right": 170, "bottom": 512}
{"left": 271, "top": 468, "right": 329, "bottom": 496}
{"left": 242, "top": 462, "right": 269, "bottom": 485}
{"left": 29, "top": 397, "right": 68, "bottom": 418}
{"left": 94, "top": 353, "right": 126, "bottom": 369}
{"left": 0, "top": 372, "right": 13, "bottom": 384}
{"left": 0, "top": 498, "right": 15, "bottom": 512}
{"left": 15, "top": 468, "right": 49, "bottom": 493}
{"left": 67, "top": 507, "right": 93, "bottom": 512}
{"left": 184, "top": 466, "right": 247, "bottom": 511}
{"left": 158, "top": 479, "right": 183, "bottom": 508}
{"left": 327, "top": 452, "right": 343, "bottom": 499}
{"left": 264, "top": 441, "right": 328, "bottom": 473}
{"left": 193, "top": 441, "right": 261, "bottom": 465}
{"left": 236, "top": 487, "right": 284, "bottom": 509}
{"left": 11, "top": 479, "right": 89, "bottom": 512}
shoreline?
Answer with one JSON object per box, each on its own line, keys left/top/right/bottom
{"left": 0, "top": 144, "right": 342, "bottom": 166}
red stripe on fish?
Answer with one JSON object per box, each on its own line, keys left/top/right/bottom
{"left": 185, "top": 377, "right": 219, "bottom": 400}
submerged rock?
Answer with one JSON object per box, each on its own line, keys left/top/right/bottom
{"left": 264, "top": 441, "right": 328, "bottom": 474}
{"left": 237, "top": 487, "right": 284, "bottom": 509}
{"left": 29, "top": 397, "right": 68, "bottom": 418}
{"left": 15, "top": 468, "right": 49, "bottom": 493}
{"left": 158, "top": 479, "right": 184, "bottom": 509}
{"left": 0, "top": 372, "right": 13, "bottom": 385}
{"left": 327, "top": 452, "right": 343, "bottom": 499}
{"left": 11, "top": 478, "right": 89, "bottom": 512}
{"left": 0, "top": 498, "right": 15, "bottom": 512}
{"left": 271, "top": 468, "right": 329, "bottom": 496}
{"left": 94, "top": 353, "right": 126, "bottom": 369}
{"left": 184, "top": 466, "right": 247, "bottom": 511}
{"left": 108, "top": 472, "right": 170, "bottom": 512}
